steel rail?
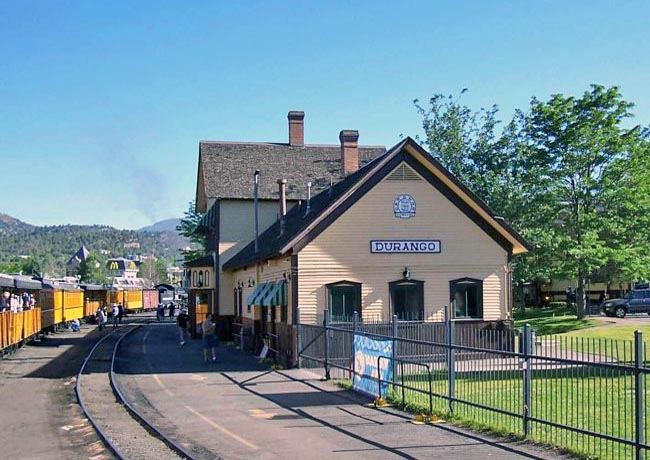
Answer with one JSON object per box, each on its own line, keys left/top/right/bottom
{"left": 75, "top": 328, "right": 128, "bottom": 460}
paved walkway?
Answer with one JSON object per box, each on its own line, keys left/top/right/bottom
{"left": 115, "top": 324, "right": 571, "bottom": 460}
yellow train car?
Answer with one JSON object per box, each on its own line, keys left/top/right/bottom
{"left": 41, "top": 281, "right": 84, "bottom": 328}
{"left": 106, "top": 287, "right": 144, "bottom": 313}
{"left": 124, "top": 288, "right": 143, "bottom": 312}
{"left": 62, "top": 288, "right": 84, "bottom": 322}
{"left": 80, "top": 284, "right": 106, "bottom": 318}
{"left": 0, "top": 309, "right": 41, "bottom": 351}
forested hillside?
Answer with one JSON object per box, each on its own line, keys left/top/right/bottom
{"left": 0, "top": 213, "right": 189, "bottom": 277}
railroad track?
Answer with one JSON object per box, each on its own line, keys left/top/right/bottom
{"left": 76, "top": 324, "right": 196, "bottom": 460}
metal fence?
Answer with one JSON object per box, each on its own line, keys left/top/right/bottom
{"left": 298, "top": 312, "right": 649, "bottom": 460}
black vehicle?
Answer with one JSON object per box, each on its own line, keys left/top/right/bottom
{"left": 601, "top": 289, "right": 650, "bottom": 318}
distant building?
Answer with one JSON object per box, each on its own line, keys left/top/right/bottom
{"left": 106, "top": 258, "right": 140, "bottom": 279}
{"left": 66, "top": 245, "right": 89, "bottom": 276}
{"left": 166, "top": 265, "right": 183, "bottom": 284}
{"left": 106, "top": 257, "right": 154, "bottom": 289}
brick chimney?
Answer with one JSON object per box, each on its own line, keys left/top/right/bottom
{"left": 340, "top": 130, "right": 359, "bottom": 176}
{"left": 288, "top": 111, "right": 305, "bottom": 147}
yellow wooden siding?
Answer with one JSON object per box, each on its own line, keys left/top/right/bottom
{"left": 63, "top": 290, "right": 84, "bottom": 321}
{"left": 39, "top": 291, "right": 55, "bottom": 329}
{"left": 0, "top": 310, "right": 40, "bottom": 350}
{"left": 54, "top": 291, "right": 64, "bottom": 324}
{"left": 298, "top": 163, "right": 509, "bottom": 324}
{"left": 126, "top": 290, "right": 143, "bottom": 309}
{"left": 85, "top": 300, "right": 101, "bottom": 317}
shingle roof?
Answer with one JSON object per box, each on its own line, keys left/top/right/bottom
{"left": 222, "top": 137, "right": 532, "bottom": 271}
{"left": 222, "top": 142, "right": 402, "bottom": 271}
{"left": 198, "top": 141, "right": 386, "bottom": 201}
{"left": 184, "top": 253, "right": 214, "bottom": 267}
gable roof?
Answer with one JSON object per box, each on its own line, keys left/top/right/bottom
{"left": 195, "top": 141, "right": 385, "bottom": 212}
{"left": 183, "top": 253, "right": 214, "bottom": 268}
{"left": 66, "top": 245, "right": 89, "bottom": 265}
{"left": 222, "top": 138, "right": 531, "bottom": 271}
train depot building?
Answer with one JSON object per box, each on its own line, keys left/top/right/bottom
{"left": 186, "top": 112, "right": 530, "bottom": 362}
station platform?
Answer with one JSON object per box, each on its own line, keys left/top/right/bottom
{"left": 114, "top": 323, "right": 570, "bottom": 460}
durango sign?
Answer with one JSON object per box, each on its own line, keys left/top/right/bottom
{"left": 370, "top": 240, "right": 441, "bottom": 254}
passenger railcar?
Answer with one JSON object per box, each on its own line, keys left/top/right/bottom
{"left": 106, "top": 287, "right": 144, "bottom": 313}
{"left": 1, "top": 274, "right": 152, "bottom": 355}
{"left": 80, "top": 283, "right": 107, "bottom": 317}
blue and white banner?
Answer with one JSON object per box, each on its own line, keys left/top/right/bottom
{"left": 353, "top": 334, "right": 393, "bottom": 398}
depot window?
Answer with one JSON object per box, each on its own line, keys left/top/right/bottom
{"left": 389, "top": 280, "right": 424, "bottom": 320}
{"left": 450, "top": 278, "right": 483, "bottom": 319}
{"left": 327, "top": 281, "right": 361, "bottom": 320}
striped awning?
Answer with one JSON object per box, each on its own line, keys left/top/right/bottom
{"left": 262, "top": 280, "right": 286, "bottom": 307}
{"left": 252, "top": 282, "right": 273, "bottom": 305}
{"left": 245, "top": 283, "right": 265, "bottom": 305}
{"left": 246, "top": 282, "right": 275, "bottom": 306}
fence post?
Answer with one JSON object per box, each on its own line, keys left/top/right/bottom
{"left": 446, "top": 307, "right": 455, "bottom": 414}
{"left": 296, "top": 308, "right": 302, "bottom": 368}
{"left": 635, "top": 330, "right": 645, "bottom": 460}
{"left": 352, "top": 311, "right": 358, "bottom": 382}
{"left": 323, "top": 310, "right": 330, "bottom": 380}
{"left": 522, "top": 324, "right": 532, "bottom": 437}
{"left": 392, "top": 314, "right": 398, "bottom": 387}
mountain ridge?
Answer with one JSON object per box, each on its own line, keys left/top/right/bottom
{"left": 0, "top": 213, "right": 190, "bottom": 276}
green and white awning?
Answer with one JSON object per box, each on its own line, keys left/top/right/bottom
{"left": 262, "top": 280, "right": 286, "bottom": 307}
{"left": 246, "top": 283, "right": 265, "bottom": 305}
{"left": 246, "top": 282, "right": 274, "bottom": 306}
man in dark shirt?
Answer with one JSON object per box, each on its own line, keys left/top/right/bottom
{"left": 177, "top": 308, "right": 189, "bottom": 345}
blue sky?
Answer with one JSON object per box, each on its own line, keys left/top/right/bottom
{"left": 1, "top": 1, "right": 648, "bottom": 229}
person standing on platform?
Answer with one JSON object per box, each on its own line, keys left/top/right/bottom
{"left": 117, "top": 303, "right": 124, "bottom": 323}
{"left": 177, "top": 308, "right": 189, "bottom": 345}
{"left": 201, "top": 313, "right": 217, "bottom": 362}
{"left": 112, "top": 304, "right": 119, "bottom": 328}
{"left": 97, "top": 307, "right": 107, "bottom": 331}
{"left": 156, "top": 302, "right": 164, "bottom": 322}
{"left": 168, "top": 302, "right": 176, "bottom": 321}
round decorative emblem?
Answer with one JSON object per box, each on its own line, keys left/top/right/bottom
{"left": 393, "top": 194, "right": 416, "bottom": 219}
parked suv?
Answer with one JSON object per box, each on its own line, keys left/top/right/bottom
{"left": 601, "top": 289, "right": 650, "bottom": 318}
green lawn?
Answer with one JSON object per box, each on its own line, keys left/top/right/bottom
{"left": 556, "top": 325, "right": 650, "bottom": 362}
{"left": 343, "top": 367, "right": 645, "bottom": 459}
{"left": 514, "top": 307, "right": 604, "bottom": 335}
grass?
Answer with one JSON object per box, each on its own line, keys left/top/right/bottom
{"left": 514, "top": 307, "right": 604, "bottom": 335}
{"left": 336, "top": 366, "right": 645, "bottom": 460}
{"left": 556, "top": 325, "right": 650, "bottom": 362}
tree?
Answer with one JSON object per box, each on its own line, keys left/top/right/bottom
{"left": 78, "top": 255, "right": 107, "bottom": 283}
{"left": 176, "top": 201, "right": 206, "bottom": 262}
{"left": 522, "top": 85, "right": 639, "bottom": 317}
{"left": 601, "top": 128, "right": 650, "bottom": 283}
{"left": 139, "top": 257, "right": 168, "bottom": 284}
{"left": 416, "top": 86, "right": 649, "bottom": 318}
{"left": 415, "top": 91, "right": 557, "bottom": 301}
